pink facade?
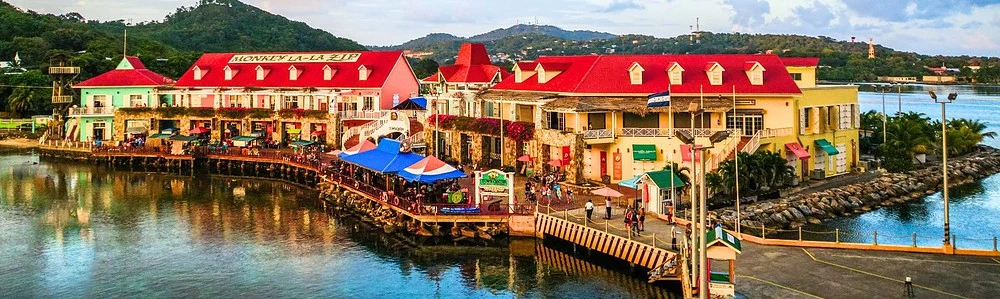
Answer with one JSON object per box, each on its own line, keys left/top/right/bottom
{"left": 379, "top": 56, "right": 420, "bottom": 110}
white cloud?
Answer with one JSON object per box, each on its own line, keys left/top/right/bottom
{"left": 7, "top": 0, "right": 999, "bottom": 56}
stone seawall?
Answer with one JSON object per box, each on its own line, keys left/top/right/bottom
{"left": 715, "top": 146, "right": 1000, "bottom": 230}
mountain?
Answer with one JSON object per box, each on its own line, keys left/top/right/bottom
{"left": 381, "top": 24, "right": 616, "bottom": 51}
{"left": 468, "top": 24, "right": 616, "bottom": 42}
{"left": 105, "top": 0, "right": 365, "bottom": 53}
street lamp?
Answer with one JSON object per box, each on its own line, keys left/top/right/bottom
{"left": 930, "top": 90, "right": 957, "bottom": 246}
{"left": 676, "top": 122, "right": 730, "bottom": 299}
{"left": 896, "top": 83, "right": 902, "bottom": 114}
{"left": 877, "top": 84, "right": 891, "bottom": 144}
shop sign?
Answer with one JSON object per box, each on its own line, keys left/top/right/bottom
{"left": 229, "top": 53, "right": 361, "bottom": 64}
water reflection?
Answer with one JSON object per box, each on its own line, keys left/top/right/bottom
{"left": 0, "top": 153, "right": 678, "bottom": 298}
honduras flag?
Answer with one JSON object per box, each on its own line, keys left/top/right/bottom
{"left": 647, "top": 90, "right": 670, "bottom": 108}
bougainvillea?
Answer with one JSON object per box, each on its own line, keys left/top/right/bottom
{"left": 426, "top": 114, "right": 535, "bottom": 142}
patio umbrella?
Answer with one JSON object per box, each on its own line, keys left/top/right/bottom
{"left": 517, "top": 154, "right": 533, "bottom": 162}
{"left": 591, "top": 187, "right": 623, "bottom": 197}
{"left": 547, "top": 159, "right": 564, "bottom": 167}
{"left": 189, "top": 127, "right": 209, "bottom": 134}
{"left": 326, "top": 149, "right": 342, "bottom": 156}
{"left": 339, "top": 139, "right": 376, "bottom": 157}
{"left": 311, "top": 130, "right": 326, "bottom": 136}
{"left": 397, "top": 156, "right": 467, "bottom": 183}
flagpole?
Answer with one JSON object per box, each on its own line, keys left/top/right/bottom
{"left": 733, "top": 84, "right": 740, "bottom": 235}
{"left": 499, "top": 98, "right": 504, "bottom": 169}
{"left": 668, "top": 85, "right": 674, "bottom": 209}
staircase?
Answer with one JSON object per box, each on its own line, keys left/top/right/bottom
{"left": 341, "top": 118, "right": 388, "bottom": 148}
{"left": 647, "top": 254, "right": 681, "bottom": 282}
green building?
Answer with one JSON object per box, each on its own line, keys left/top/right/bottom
{"left": 70, "top": 56, "right": 175, "bottom": 142}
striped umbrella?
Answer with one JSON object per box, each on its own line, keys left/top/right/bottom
{"left": 339, "top": 140, "right": 376, "bottom": 157}
{"left": 398, "top": 156, "right": 467, "bottom": 183}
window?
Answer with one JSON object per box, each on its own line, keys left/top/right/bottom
{"left": 840, "top": 104, "right": 853, "bottom": 129}
{"left": 362, "top": 96, "right": 375, "bottom": 110}
{"left": 483, "top": 102, "right": 495, "bottom": 117}
{"left": 800, "top": 108, "right": 811, "bottom": 134}
{"left": 628, "top": 63, "right": 644, "bottom": 85}
{"left": 193, "top": 66, "right": 203, "bottom": 80}
{"left": 588, "top": 113, "right": 606, "bottom": 130}
{"left": 623, "top": 112, "right": 659, "bottom": 128}
{"left": 790, "top": 73, "right": 802, "bottom": 81}
{"left": 283, "top": 96, "right": 299, "bottom": 109}
{"left": 92, "top": 95, "right": 108, "bottom": 107}
{"left": 129, "top": 95, "right": 145, "bottom": 107}
{"left": 749, "top": 70, "right": 763, "bottom": 85}
{"left": 545, "top": 112, "right": 565, "bottom": 130}
{"left": 727, "top": 114, "right": 764, "bottom": 136}
{"left": 669, "top": 70, "right": 683, "bottom": 85}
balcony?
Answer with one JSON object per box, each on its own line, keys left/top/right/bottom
{"left": 582, "top": 128, "right": 615, "bottom": 144}
{"left": 48, "top": 67, "right": 80, "bottom": 74}
{"left": 620, "top": 128, "right": 673, "bottom": 137}
{"left": 760, "top": 127, "right": 794, "bottom": 139}
{"left": 335, "top": 110, "right": 390, "bottom": 120}
{"left": 68, "top": 107, "right": 114, "bottom": 116}
{"left": 52, "top": 96, "right": 74, "bottom": 104}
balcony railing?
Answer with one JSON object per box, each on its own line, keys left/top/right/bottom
{"left": 52, "top": 96, "right": 74, "bottom": 104}
{"left": 336, "top": 110, "right": 390, "bottom": 120}
{"left": 620, "top": 128, "right": 673, "bottom": 137}
{"left": 48, "top": 67, "right": 80, "bottom": 74}
{"left": 68, "top": 107, "right": 114, "bottom": 116}
{"left": 760, "top": 127, "right": 794, "bottom": 138}
{"left": 582, "top": 128, "right": 614, "bottom": 139}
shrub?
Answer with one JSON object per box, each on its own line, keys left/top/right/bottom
{"left": 119, "top": 107, "right": 152, "bottom": 115}
{"left": 187, "top": 107, "right": 216, "bottom": 117}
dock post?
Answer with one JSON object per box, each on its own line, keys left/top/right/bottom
{"left": 994, "top": 236, "right": 997, "bottom": 252}
{"left": 564, "top": 209, "right": 568, "bottom": 221}
{"left": 761, "top": 223, "right": 765, "bottom": 239}
{"left": 874, "top": 231, "right": 878, "bottom": 246}
{"left": 798, "top": 227, "right": 802, "bottom": 241}
{"left": 836, "top": 229, "right": 840, "bottom": 243}
{"left": 605, "top": 221, "right": 608, "bottom": 233}
{"left": 913, "top": 233, "right": 917, "bottom": 247}
{"left": 652, "top": 233, "right": 656, "bottom": 247}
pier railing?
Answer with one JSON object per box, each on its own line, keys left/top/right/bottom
{"left": 742, "top": 225, "right": 1000, "bottom": 255}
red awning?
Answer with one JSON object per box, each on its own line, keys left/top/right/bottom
{"left": 311, "top": 130, "right": 326, "bottom": 136}
{"left": 785, "top": 142, "right": 811, "bottom": 160}
{"left": 680, "top": 144, "right": 701, "bottom": 163}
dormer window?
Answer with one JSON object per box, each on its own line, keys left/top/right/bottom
{"left": 288, "top": 65, "right": 301, "bottom": 81}
{"left": 513, "top": 62, "right": 537, "bottom": 83}
{"left": 192, "top": 66, "right": 205, "bottom": 80}
{"left": 535, "top": 63, "right": 567, "bottom": 84}
{"left": 358, "top": 65, "right": 370, "bottom": 81}
{"left": 223, "top": 65, "right": 238, "bottom": 81}
{"left": 628, "top": 62, "right": 644, "bottom": 85}
{"left": 667, "top": 62, "right": 684, "bottom": 85}
{"left": 744, "top": 61, "right": 765, "bottom": 85}
{"left": 705, "top": 62, "right": 724, "bottom": 85}
{"left": 255, "top": 65, "right": 269, "bottom": 80}
{"left": 323, "top": 65, "right": 336, "bottom": 80}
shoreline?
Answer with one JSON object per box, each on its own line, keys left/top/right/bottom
{"left": 718, "top": 145, "right": 1000, "bottom": 230}
{"left": 0, "top": 138, "right": 40, "bottom": 149}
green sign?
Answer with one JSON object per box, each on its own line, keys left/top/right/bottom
{"left": 448, "top": 191, "right": 464, "bottom": 204}
{"left": 632, "top": 144, "right": 657, "bottom": 161}
{"left": 478, "top": 169, "right": 510, "bottom": 193}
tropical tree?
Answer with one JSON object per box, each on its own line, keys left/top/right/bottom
{"left": 706, "top": 150, "right": 793, "bottom": 197}
{"left": 881, "top": 114, "right": 934, "bottom": 172}
{"left": 859, "top": 110, "right": 884, "bottom": 156}
{"left": 662, "top": 162, "right": 691, "bottom": 191}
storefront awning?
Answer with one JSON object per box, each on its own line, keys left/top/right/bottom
{"left": 169, "top": 135, "right": 199, "bottom": 142}
{"left": 643, "top": 169, "right": 686, "bottom": 189}
{"left": 632, "top": 144, "right": 657, "bottom": 161}
{"left": 148, "top": 133, "right": 171, "bottom": 139}
{"left": 784, "top": 142, "right": 811, "bottom": 160}
{"left": 290, "top": 140, "right": 316, "bottom": 147}
{"left": 231, "top": 136, "right": 259, "bottom": 142}
{"left": 814, "top": 139, "right": 839, "bottom": 155}
{"left": 618, "top": 174, "right": 643, "bottom": 189}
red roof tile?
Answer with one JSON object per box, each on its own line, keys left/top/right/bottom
{"left": 780, "top": 57, "right": 819, "bottom": 67}
{"left": 491, "top": 54, "right": 802, "bottom": 95}
{"left": 174, "top": 51, "right": 406, "bottom": 88}
{"left": 75, "top": 56, "right": 175, "bottom": 87}
{"left": 422, "top": 43, "right": 511, "bottom": 84}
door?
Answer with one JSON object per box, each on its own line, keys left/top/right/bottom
{"left": 92, "top": 122, "right": 106, "bottom": 141}
{"left": 600, "top": 151, "right": 608, "bottom": 178}
{"left": 836, "top": 144, "right": 847, "bottom": 173}
{"left": 460, "top": 134, "right": 471, "bottom": 164}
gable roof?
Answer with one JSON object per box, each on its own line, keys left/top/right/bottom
{"left": 75, "top": 56, "right": 175, "bottom": 88}
{"left": 706, "top": 226, "right": 742, "bottom": 253}
{"left": 174, "top": 51, "right": 406, "bottom": 88}
{"left": 780, "top": 57, "right": 820, "bottom": 67}
{"left": 422, "top": 43, "right": 511, "bottom": 84}
{"left": 642, "top": 169, "right": 686, "bottom": 189}
{"left": 491, "top": 54, "right": 802, "bottom": 95}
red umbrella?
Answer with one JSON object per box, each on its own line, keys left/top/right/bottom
{"left": 547, "top": 159, "right": 564, "bottom": 167}
{"left": 189, "top": 127, "right": 209, "bottom": 134}
{"left": 517, "top": 154, "right": 533, "bottom": 162}
{"left": 591, "top": 187, "right": 623, "bottom": 197}
{"left": 311, "top": 130, "right": 326, "bottom": 136}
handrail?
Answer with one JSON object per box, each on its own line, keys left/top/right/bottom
{"left": 68, "top": 107, "right": 114, "bottom": 116}
{"left": 742, "top": 130, "right": 762, "bottom": 154}
{"left": 582, "top": 128, "right": 614, "bottom": 139}
{"left": 760, "top": 127, "right": 793, "bottom": 138}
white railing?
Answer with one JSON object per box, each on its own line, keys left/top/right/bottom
{"left": 68, "top": 107, "right": 114, "bottom": 116}
{"left": 760, "top": 127, "right": 793, "bottom": 138}
{"left": 582, "top": 128, "right": 614, "bottom": 139}
{"left": 335, "top": 110, "right": 390, "bottom": 120}
{"left": 709, "top": 134, "right": 740, "bottom": 171}
{"left": 742, "top": 130, "right": 762, "bottom": 154}
{"left": 341, "top": 118, "right": 389, "bottom": 148}
{"left": 675, "top": 128, "right": 729, "bottom": 137}
{"left": 620, "top": 128, "right": 673, "bottom": 137}
{"left": 402, "top": 131, "right": 425, "bottom": 145}
{"left": 40, "top": 139, "right": 93, "bottom": 149}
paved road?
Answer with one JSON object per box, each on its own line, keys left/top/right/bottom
{"left": 551, "top": 207, "right": 1000, "bottom": 298}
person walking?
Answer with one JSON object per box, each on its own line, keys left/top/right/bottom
{"left": 623, "top": 208, "right": 633, "bottom": 235}
{"left": 638, "top": 208, "right": 646, "bottom": 232}
{"left": 553, "top": 183, "right": 563, "bottom": 203}
{"left": 629, "top": 208, "right": 640, "bottom": 236}
{"left": 584, "top": 199, "right": 594, "bottom": 221}
{"left": 604, "top": 197, "right": 612, "bottom": 219}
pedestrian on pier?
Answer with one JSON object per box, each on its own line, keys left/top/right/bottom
{"left": 585, "top": 199, "right": 594, "bottom": 221}
{"left": 638, "top": 208, "right": 646, "bottom": 232}
{"left": 604, "top": 197, "right": 612, "bottom": 219}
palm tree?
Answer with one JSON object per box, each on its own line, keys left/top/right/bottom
{"left": 6, "top": 87, "right": 37, "bottom": 114}
{"left": 662, "top": 162, "right": 691, "bottom": 188}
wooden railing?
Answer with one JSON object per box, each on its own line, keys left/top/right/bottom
{"left": 68, "top": 107, "right": 114, "bottom": 116}
{"left": 760, "top": 127, "right": 793, "bottom": 138}
{"left": 582, "top": 128, "right": 614, "bottom": 139}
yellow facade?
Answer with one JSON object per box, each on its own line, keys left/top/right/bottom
{"left": 786, "top": 66, "right": 817, "bottom": 88}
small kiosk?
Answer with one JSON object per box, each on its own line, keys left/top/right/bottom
{"left": 639, "top": 169, "right": 686, "bottom": 215}
{"left": 474, "top": 169, "right": 515, "bottom": 213}
{"left": 706, "top": 226, "right": 742, "bottom": 298}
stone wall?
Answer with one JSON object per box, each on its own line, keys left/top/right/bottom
{"left": 714, "top": 146, "right": 1000, "bottom": 230}
{"left": 531, "top": 129, "right": 586, "bottom": 183}
{"left": 114, "top": 111, "right": 337, "bottom": 146}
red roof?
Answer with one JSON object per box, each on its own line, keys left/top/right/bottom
{"left": 75, "top": 56, "right": 175, "bottom": 87}
{"left": 491, "top": 54, "right": 802, "bottom": 95}
{"left": 174, "top": 51, "right": 406, "bottom": 88}
{"left": 780, "top": 57, "right": 819, "bottom": 67}
{"left": 421, "top": 43, "right": 510, "bottom": 84}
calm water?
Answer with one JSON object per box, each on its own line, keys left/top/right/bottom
{"left": 0, "top": 152, "right": 679, "bottom": 298}
{"left": 798, "top": 84, "right": 1000, "bottom": 249}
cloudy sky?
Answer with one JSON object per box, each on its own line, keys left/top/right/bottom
{"left": 10, "top": 0, "right": 1000, "bottom": 56}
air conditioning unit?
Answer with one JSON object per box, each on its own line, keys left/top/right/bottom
{"left": 810, "top": 169, "right": 826, "bottom": 180}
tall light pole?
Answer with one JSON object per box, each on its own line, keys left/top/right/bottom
{"left": 878, "top": 84, "right": 889, "bottom": 144}
{"left": 676, "top": 123, "right": 730, "bottom": 299}
{"left": 896, "top": 83, "right": 902, "bottom": 114}
{"left": 930, "top": 91, "right": 957, "bottom": 246}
